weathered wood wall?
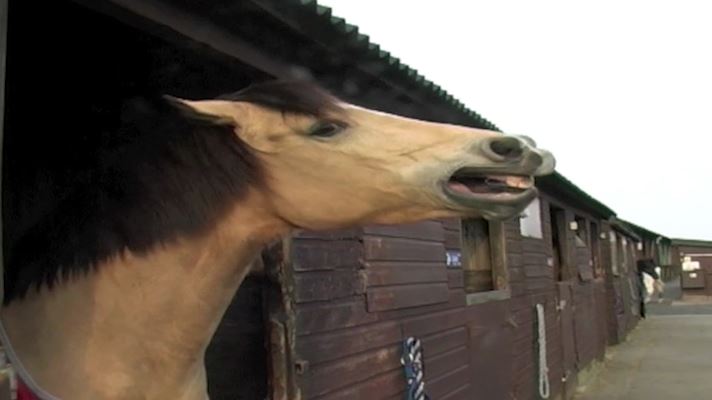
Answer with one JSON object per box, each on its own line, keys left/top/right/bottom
{"left": 290, "top": 191, "right": 643, "bottom": 400}
{"left": 291, "top": 221, "right": 513, "bottom": 400}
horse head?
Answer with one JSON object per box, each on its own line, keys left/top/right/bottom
{"left": 176, "top": 81, "right": 555, "bottom": 230}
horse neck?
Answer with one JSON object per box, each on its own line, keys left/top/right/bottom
{"left": 0, "top": 196, "right": 289, "bottom": 399}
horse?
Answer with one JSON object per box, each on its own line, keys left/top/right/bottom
{"left": 0, "top": 81, "right": 555, "bottom": 399}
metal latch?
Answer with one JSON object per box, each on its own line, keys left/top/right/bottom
{"left": 556, "top": 299, "right": 567, "bottom": 311}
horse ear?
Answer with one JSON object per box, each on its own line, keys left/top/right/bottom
{"left": 163, "top": 96, "right": 247, "bottom": 126}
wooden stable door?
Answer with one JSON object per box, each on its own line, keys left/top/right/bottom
{"left": 557, "top": 282, "right": 577, "bottom": 396}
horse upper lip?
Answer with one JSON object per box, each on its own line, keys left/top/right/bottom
{"left": 533, "top": 149, "right": 556, "bottom": 176}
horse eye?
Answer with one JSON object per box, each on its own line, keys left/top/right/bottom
{"left": 308, "top": 121, "right": 346, "bottom": 138}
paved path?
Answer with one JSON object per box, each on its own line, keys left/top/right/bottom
{"left": 575, "top": 299, "right": 712, "bottom": 400}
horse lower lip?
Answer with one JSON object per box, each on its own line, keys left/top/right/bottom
{"left": 442, "top": 181, "right": 537, "bottom": 210}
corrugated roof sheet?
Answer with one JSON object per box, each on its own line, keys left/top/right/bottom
{"left": 298, "top": 0, "right": 617, "bottom": 219}
{"left": 618, "top": 219, "right": 670, "bottom": 243}
{"left": 280, "top": 0, "right": 500, "bottom": 130}
{"left": 672, "top": 238, "right": 712, "bottom": 248}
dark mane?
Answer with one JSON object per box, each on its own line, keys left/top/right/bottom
{"left": 3, "top": 80, "right": 339, "bottom": 304}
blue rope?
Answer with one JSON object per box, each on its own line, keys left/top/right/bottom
{"left": 401, "top": 337, "right": 430, "bottom": 400}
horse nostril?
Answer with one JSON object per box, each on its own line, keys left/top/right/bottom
{"left": 487, "top": 136, "right": 524, "bottom": 160}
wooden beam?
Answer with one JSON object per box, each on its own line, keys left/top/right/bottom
{"left": 0, "top": 0, "right": 8, "bottom": 303}
{"left": 74, "top": 0, "right": 296, "bottom": 79}
{"left": 263, "top": 238, "right": 301, "bottom": 400}
{"left": 489, "top": 221, "right": 509, "bottom": 290}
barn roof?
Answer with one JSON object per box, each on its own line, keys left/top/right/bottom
{"left": 671, "top": 238, "right": 712, "bottom": 248}
{"left": 618, "top": 219, "right": 671, "bottom": 243}
{"left": 244, "top": 0, "right": 618, "bottom": 219}
{"left": 537, "top": 172, "right": 616, "bottom": 219}
{"left": 610, "top": 218, "right": 642, "bottom": 241}
{"left": 95, "top": 0, "right": 619, "bottom": 220}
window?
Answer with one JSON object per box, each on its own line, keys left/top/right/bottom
{"left": 460, "top": 219, "right": 508, "bottom": 303}
{"left": 520, "top": 198, "right": 543, "bottom": 239}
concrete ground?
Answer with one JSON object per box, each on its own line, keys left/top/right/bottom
{"left": 575, "top": 283, "right": 712, "bottom": 400}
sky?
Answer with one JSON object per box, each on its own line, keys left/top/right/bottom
{"left": 319, "top": 0, "right": 712, "bottom": 240}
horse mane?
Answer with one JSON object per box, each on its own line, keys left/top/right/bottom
{"left": 3, "top": 80, "right": 339, "bottom": 304}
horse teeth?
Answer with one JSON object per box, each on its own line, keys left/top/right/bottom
{"left": 485, "top": 178, "right": 506, "bottom": 187}
{"left": 505, "top": 176, "right": 532, "bottom": 189}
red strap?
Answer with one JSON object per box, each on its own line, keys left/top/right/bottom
{"left": 17, "top": 377, "right": 40, "bottom": 400}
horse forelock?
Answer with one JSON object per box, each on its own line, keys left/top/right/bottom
{"left": 217, "top": 80, "right": 343, "bottom": 118}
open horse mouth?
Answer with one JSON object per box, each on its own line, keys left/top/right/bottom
{"left": 442, "top": 167, "right": 537, "bottom": 207}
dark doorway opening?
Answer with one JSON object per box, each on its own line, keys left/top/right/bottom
{"left": 549, "top": 206, "right": 566, "bottom": 281}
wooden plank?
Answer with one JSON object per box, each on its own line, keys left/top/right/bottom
{"left": 440, "top": 384, "right": 472, "bottom": 400}
{"left": 421, "top": 327, "right": 469, "bottom": 357}
{"left": 310, "top": 369, "right": 403, "bottom": 400}
{"left": 426, "top": 346, "right": 469, "bottom": 379}
{"left": 363, "top": 236, "right": 445, "bottom": 262}
{"left": 521, "top": 251, "right": 548, "bottom": 266}
{"left": 363, "top": 220, "right": 444, "bottom": 241}
{"left": 296, "top": 298, "right": 377, "bottom": 335}
{"left": 297, "top": 321, "right": 401, "bottom": 365}
{"left": 291, "top": 239, "right": 363, "bottom": 271}
{"left": 302, "top": 346, "right": 401, "bottom": 398}
{"left": 366, "top": 283, "right": 449, "bottom": 312}
{"left": 522, "top": 238, "right": 549, "bottom": 253}
{"left": 490, "top": 221, "right": 509, "bottom": 290}
{"left": 506, "top": 235, "right": 524, "bottom": 252}
{"left": 293, "top": 228, "right": 362, "bottom": 240}
{"left": 265, "top": 239, "right": 301, "bottom": 400}
{"left": 577, "top": 247, "right": 595, "bottom": 281}
{"left": 0, "top": 0, "right": 6, "bottom": 303}
{"left": 573, "top": 284, "right": 598, "bottom": 368}
{"left": 467, "top": 300, "right": 513, "bottom": 400}
{"left": 558, "top": 282, "right": 577, "bottom": 380}
{"left": 523, "top": 264, "right": 553, "bottom": 278}
{"left": 463, "top": 269, "right": 493, "bottom": 292}
{"left": 444, "top": 229, "right": 461, "bottom": 249}
{"left": 508, "top": 266, "right": 526, "bottom": 281}
{"left": 462, "top": 219, "right": 491, "bottom": 271}
{"left": 553, "top": 209, "right": 574, "bottom": 280}
{"left": 382, "top": 392, "right": 407, "bottom": 400}
{"left": 375, "top": 289, "right": 465, "bottom": 320}
{"left": 527, "top": 278, "right": 555, "bottom": 294}
{"left": 294, "top": 271, "right": 366, "bottom": 303}
{"left": 426, "top": 365, "right": 469, "bottom": 399}
{"left": 507, "top": 253, "right": 524, "bottom": 268}
{"left": 402, "top": 308, "right": 467, "bottom": 337}
{"left": 509, "top": 281, "right": 528, "bottom": 297}
{"left": 441, "top": 218, "right": 461, "bottom": 230}
{"left": 364, "top": 262, "right": 447, "bottom": 286}
{"left": 447, "top": 270, "right": 464, "bottom": 288}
